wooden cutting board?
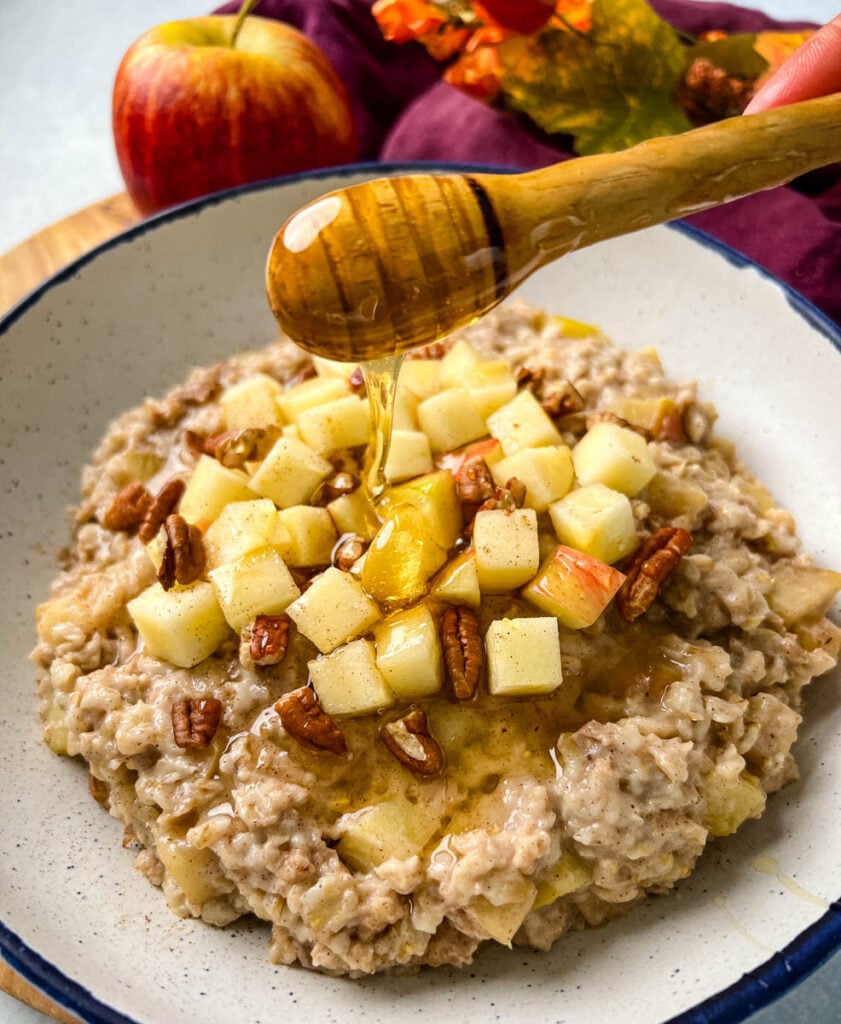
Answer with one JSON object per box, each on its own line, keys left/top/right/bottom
{"left": 0, "top": 192, "right": 141, "bottom": 317}
{"left": 0, "top": 191, "right": 142, "bottom": 1024}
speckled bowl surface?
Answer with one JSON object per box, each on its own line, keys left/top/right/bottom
{"left": 1, "top": 166, "right": 840, "bottom": 1024}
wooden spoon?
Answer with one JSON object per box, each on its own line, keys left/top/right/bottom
{"left": 266, "top": 92, "right": 841, "bottom": 361}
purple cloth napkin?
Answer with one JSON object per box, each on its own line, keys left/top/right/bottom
{"left": 218, "top": 0, "right": 841, "bottom": 327}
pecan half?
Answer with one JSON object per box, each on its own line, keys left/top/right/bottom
{"left": 172, "top": 697, "right": 223, "bottom": 749}
{"left": 381, "top": 709, "right": 444, "bottom": 776}
{"left": 442, "top": 605, "right": 483, "bottom": 700}
{"left": 139, "top": 477, "right": 186, "bottom": 543}
{"left": 616, "top": 527, "right": 692, "bottom": 622}
{"left": 455, "top": 456, "right": 496, "bottom": 507}
{"left": 249, "top": 614, "right": 290, "bottom": 666}
{"left": 157, "top": 514, "right": 206, "bottom": 591}
{"left": 332, "top": 534, "right": 368, "bottom": 572}
{"left": 103, "top": 481, "right": 153, "bottom": 532}
{"left": 275, "top": 687, "right": 347, "bottom": 755}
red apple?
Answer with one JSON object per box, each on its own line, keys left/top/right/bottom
{"left": 113, "top": 15, "right": 357, "bottom": 215}
{"left": 522, "top": 544, "right": 625, "bottom": 629}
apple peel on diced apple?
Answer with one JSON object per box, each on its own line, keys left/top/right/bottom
{"left": 522, "top": 545, "right": 625, "bottom": 629}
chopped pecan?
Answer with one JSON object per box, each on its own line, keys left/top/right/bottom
{"left": 290, "top": 568, "right": 315, "bottom": 593}
{"left": 348, "top": 366, "right": 366, "bottom": 395}
{"left": 406, "top": 340, "right": 446, "bottom": 360}
{"left": 248, "top": 614, "right": 291, "bottom": 666}
{"left": 455, "top": 456, "right": 496, "bottom": 507}
{"left": 616, "top": 527, "right": 692, "bottom": 622}
{"left": 541, "top": 380, "right": 585, "bottom": 419}
{"left": 516, "top": 365, "right": 546, "bottom": 396}
{"left": 381, "top": 709, "right": 444, "bottom": 776}
{"left": 288, "top": 362, "right": 317, "bottom": 387}
{"left": 442, "top": 605, "right": 483, "bottom": 701}
{"left": 332, "top": 534, "right": 368, "bottom": 572}
{"left": 157, "top": 514, "right": 206, "bottom": 591}
{"left": 171, "top": 697, "right": 223, "bottom": 749}
{"left": 316, "top": 470, "right": 359, "bottom": 504}
{"left": 275, "top": 686, "right": 347, "bottom": 755}
{"left": 182, "top": 429, "right": 207, "bottom": 458}
{"left": 103, "top": 481, "right": 153, "bottom": 532}
{"left": 184, "top": 427, "right": 276, "bottom": 467}
{"left": 202, "top": 428, "right": 269, "bottom": 469}
{"left": 139, "top": 477, "right": 186, "bottom": 543}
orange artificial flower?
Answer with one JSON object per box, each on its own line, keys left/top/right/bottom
{"left": 372, "top": 0, "right": 448, "bottom": 44}
{"left": 423, "top": 25, "right": 473, "bottom": 60}
{"left": 552, "top": 0, "right": 593, "bottom": 34}
{"left": 444, "top": 43, "right": 503, "bottom": 100}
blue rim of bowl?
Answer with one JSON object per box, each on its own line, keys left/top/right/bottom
{"left": 2, "top": 161, "right": 840, "bottom": 1024}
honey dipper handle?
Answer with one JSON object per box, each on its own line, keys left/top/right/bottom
{"left": 501, "top": 92, "right": 841, "bottom": 266}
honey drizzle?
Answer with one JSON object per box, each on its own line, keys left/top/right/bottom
{"left": 361, "top": 354, "right": 404, "bottom": 500}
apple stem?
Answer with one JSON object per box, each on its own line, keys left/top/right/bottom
{"left": 230, "top": 0, "right": 260, "bottom": 48}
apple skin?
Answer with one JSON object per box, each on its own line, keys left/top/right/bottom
{"left": 113, "top": 16, "right": 357, "bottom": 214}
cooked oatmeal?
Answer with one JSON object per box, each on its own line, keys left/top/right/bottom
{"left": 33, "top": 302, "right": 841, "bottom": 975}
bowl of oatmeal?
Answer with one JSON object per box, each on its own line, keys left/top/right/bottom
{"left": 1, "top": 166, "right": 840, "bottom": 1024}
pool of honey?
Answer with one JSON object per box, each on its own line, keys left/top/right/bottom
{"left": 257, "top": 620, "right": 685, "bottom": 844}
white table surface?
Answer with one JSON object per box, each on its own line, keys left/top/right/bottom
{"left": 1, "top": 2, "right": 839, "bottom": 1022}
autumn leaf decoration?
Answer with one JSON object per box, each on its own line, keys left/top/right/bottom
{"left": 371, "top": 0, "right": 813, "bottom": 155}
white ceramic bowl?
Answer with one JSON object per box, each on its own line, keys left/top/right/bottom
{"left": 1, "top": 166, "right": 840, "bottom": 1024}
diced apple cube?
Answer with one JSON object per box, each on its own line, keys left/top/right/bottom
{"left": 572, "top": 421, "right": 656, "bottom": 496}
{"left": 466, "top": 360, "right": 519, "bottom": 418}
{"left": 768, "top": 565, "right": 841, "bottom": 626}
{"left": 466, "top": 879, "right": 537, "bottom": 945}
{"left": 608, "top": 396, "right": 684, "bottom": 442}
{"left": 492, "top": 445, "right": 574, "bottom": 512}
{"left": 336, "top": 800, "right": 438, "bottom": 870}
{"left": 646, "top": 471, "right": 708, "bottom": 519}
{"left": 429, "top": 551, "right": 480, "bottom": 608}
{"left": 549, "top": 483, "right": 638, "bottom": 564}
{"left": 417, "top": 388, "right": 487, "bottom": 453}
{"left": 485, "top": 617, "right": 563, "bottom": 696}
{"left": 278, "top": 505, "right": 338, "bottom": 567}
{"left": 399, "top": 359, "right": 442, "bottom": 400}
{"left": 374, "top": 603, "right": 444, "bottom": 699}
{"left": 380, "top": 470, "right": 462, "bottom": 550}
{"left": 220, "top": 374, "right": 283, "bottom": 431}
{"left": 384, "top": 430, "right": 434, "bottom": 483}
{"left": 486, "top": 390, "right": 563, "bottom": 455}
{"left": 440, "top": 339, "right": 482, "bottom": 387}
{"left": 473, "top": 508, "right": 540, "bottom": 592}
{"left": 297, "top": 395, "right": 370, "bottom": 453}
{"left": 393, "top": 387, "right": 419, "bottom": 430}
{"left": 287, "top": 567, "right": 380, "bottom": 653}
{"left": 702, "top": 764, "right": 766, "bottom": 837}
{"left": 533, "top": 850, "right": 592, "bottom": 909}
{"left": 522, "top": 545, "right": 625, "bottom": 629}
{"left": 327, "top": 488, "right": 381, "bottom": 542}
{"left": 276, "top": 375, "right": 349, "bottom": 424}
{"left": 128, "top": 581, "right": 230, "bottom": 668}
{"left": 202, "top": 498, "right": 279, "bottom": 569}
{"left": 553, "top": 314, "right": 597, "bottom": 338}
{"left": 179, "top": 456, "right": 258, "bottom": 524}
{"left": 312, "top": 355, "right": 358, "bottom": 380}
{"left": 362, "top": 505, "right": 446, "bottom": 606}
{"left": 249, "top": 437, "right": 332, "bottom": 509}
{"left": 309, "top": 638, "right": 393, "bottom": 716}
{"left": 208, "top": 546, "right": 300, "bottom": 630}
